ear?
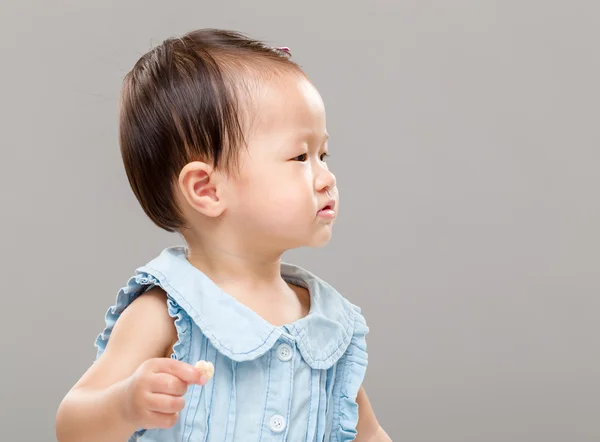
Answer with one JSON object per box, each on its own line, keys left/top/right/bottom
{"left": 177, "top": 161, "right": 226, "bottom": 217}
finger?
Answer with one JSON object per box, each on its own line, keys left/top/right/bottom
{"left": 148, "top": 411, "right": 180, "bottom": 429}
{"left": 147, "top": 393, "right": 186, "bottom": 414}
{"left": 150, "top": 373, "right": 188, "bottom": 396}
{"left": 151, "top": 358, "right": 203, "bottom": 385}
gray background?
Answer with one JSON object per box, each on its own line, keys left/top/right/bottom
{"left": 1, "top": 0, "right": 598, "bottom": 441}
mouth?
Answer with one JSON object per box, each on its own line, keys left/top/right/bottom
{"left": 317, "top": 200, "right": 336, "bottom": 219}
{"left": 319, "top": 200, "right": 336, "bottom": 211}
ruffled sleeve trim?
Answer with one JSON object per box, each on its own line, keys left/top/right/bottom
{"left": 166, "top": 296, "right": 192, "bottom": 362}
{"left": 333, "top": 306, "right": 369, "bottom": 442}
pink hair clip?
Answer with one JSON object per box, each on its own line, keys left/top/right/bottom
{"left": 275, "top": 46, "right": 292, "bottom": 57}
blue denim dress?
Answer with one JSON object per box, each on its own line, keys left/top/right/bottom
{"left": 95, "top": 246, "right": 369, "bottom": 441}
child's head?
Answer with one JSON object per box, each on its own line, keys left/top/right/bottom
{"left": 119, "top": 29, "right": 337, "bottom": 255}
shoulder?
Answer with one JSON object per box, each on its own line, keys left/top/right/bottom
{"left": 313, "top": 271, "right": 370, "bottom": 338}
{"left": 117, "top": 287, "right": 176, "bottom": 334}
{"left": 282, "top": 262, "right": 367, "bottom": 319}
{"left": 105, "top": 286, "right": 178, "bottom": 357}
{"left": 94, "top": 284, "right": 179, "bottom": 364}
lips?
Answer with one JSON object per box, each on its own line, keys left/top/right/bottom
{"left": 317, "top": 200, "right": 336, "bottom": 220}
{"left": 318, "top": 200, "right": 336, "bottom": 212}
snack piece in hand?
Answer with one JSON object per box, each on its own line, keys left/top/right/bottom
{"left": 195, "top": 360, "right": 215, "bottom": 381}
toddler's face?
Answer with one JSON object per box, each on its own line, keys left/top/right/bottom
{"left": 225, "top": 73, "right": 338, "bottom": 253}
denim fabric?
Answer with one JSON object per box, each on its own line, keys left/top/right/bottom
{"left": 95, "top": 246, "right": 368, "bottom": 442}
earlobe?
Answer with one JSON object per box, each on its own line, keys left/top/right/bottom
{"left": 178, "top": 161, "right": 225, "bottom": 217}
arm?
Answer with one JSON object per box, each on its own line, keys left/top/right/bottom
{"left": 55, "top": 288, "right": 182, "bottom": 442}
{"left": 355, "top": 386, "right": 392, "bottom": 442}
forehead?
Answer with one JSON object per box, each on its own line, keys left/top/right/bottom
{"left": 249, "top": 73, "right": 327, "bottom": 144}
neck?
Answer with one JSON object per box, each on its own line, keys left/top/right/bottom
{"left": 184, "top": 235, "right": 287, "bottom": 294}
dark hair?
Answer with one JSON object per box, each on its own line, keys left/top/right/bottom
{"left": 119, "top": 28, "right": 302, "bottom": 232}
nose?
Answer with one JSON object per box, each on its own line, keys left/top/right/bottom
{"left": 316, "top": 165, "right": 336, "bottom": 193}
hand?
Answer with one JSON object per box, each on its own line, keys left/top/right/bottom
{"left": 121, "top": 358, "right": 209, "bottom": 429}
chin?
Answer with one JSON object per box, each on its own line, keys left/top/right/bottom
{"left": 281, "top": 223, "right": 334, "bottom": 250}
{"left": 310, "top": 239, "right": 331, "bottom": 248}
{"left": 307, "top": 230, "right": 333, "bottom": 248}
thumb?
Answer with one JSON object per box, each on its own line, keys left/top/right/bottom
{"left": 153, "top": 358, "right": 204, "bottom": 385}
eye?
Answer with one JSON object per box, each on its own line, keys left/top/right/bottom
{"left": 292, "top": 153, "right": 308, "bottom": 162}
{"left": 320, "top": 153, "right": 329, "bottom": 162}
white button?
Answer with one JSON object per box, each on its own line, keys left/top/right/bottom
{"left": 277, "top": 343, "right": 293, "bottom": 362}
{"left": 269, "top": 414, "right": 286, "bottom": 433}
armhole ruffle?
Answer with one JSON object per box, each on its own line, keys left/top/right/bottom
{"left": 335, "top": 307, "right": 369, "bottom": 442}
{"left": 166, "top": 296, "right": 192, "bottom": 362}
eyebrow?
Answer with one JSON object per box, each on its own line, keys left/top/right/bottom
{"left": 284, "top": 131, "right": 329, "bottom": 153}
{"left": 298, "top": 131, "right": 329, "bottom": 143}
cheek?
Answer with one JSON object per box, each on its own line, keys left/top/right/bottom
{"left": 256, "top": 168, "right": 311, "bottom": 199}
{"left": 230, "top": 165, "right": 315, "bottom": 219}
